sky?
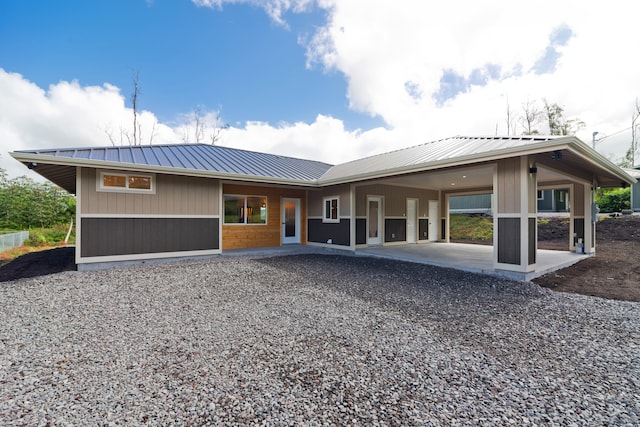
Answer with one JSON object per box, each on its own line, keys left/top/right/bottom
{"left": 1, "top": 0, "right": 639, "bottom": 180}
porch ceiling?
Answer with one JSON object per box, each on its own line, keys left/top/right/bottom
{"left": 363, "top": 156, "right": 601, "bottom": 193}
{"left": 378, "top": 165, "right": 494, "bottom": 191}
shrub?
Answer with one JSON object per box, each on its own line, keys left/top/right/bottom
{"left": 596, "top": 188, "right": 630, "bottom": 213}
{"left": 450, "top": 214, "right": 493, "bottom": 240}
{"left": 24, "top": 231, "right": 48, "bottom": 247}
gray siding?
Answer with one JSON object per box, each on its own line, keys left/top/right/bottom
{"left": 498, "top": 218, "right": 520, "bottom": 265}
{"left": 384, "top": 219, "right": 406, "bottom": 242}
{"left": 308, "top": 219, "right": 350, "bottom": 246}
{"left": 81, "top": 217, "right": 219, "bottom": 257}
{"left": 633, "top": 183, "right": 640, "bottom": 211}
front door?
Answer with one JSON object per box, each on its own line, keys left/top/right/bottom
{"left": 282, "top": 198, "right": 300, "bottom": 244}
{"left": 428, "top": 200, "right": 439, "bottom": 242}
{"left": 406, "top": 199, "right": 417, "bottom": 243}
{"left": 367, "top": 196, "right": 383, "bottom": 245}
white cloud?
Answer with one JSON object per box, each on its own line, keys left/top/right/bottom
{"left": 192, "top": 0, "right": 314, "bottom": 26}
{"left": 4, "top": 1, "right": 640, "bottom": 182}
{"left": 0, "top": 69, "right": 177, "bottom": 180}
{"left": 301, "top": 0, "right": 640, "bottom": 158}
{"left": 0, "top": 69, "right": 385, "bottom": 182}
{"left": 222, "top": 115, "right": 391, "bottom": 164}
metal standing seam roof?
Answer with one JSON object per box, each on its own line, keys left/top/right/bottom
{"left": 317, "top": 135, "right": 564, "bottom": 182}
{"left": 10, "top": 136, "right": 636, "bottom": 193}
{"left": 15, "top": 144, "right": 334, "bottom": 182}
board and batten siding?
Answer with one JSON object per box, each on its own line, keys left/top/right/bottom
{"left": 355, "top": 184, "right": 438, "bottom": 217}
{"left": 80, "top": 168, "right": 218, "bottom": 215}
{"left": 77, "top": 168, "right": 221, "bottom": 263}
{"left": 221, "top": 183, "right": 307, "bottom": 250}
{"left": 307, "top": 184, "right": 352, "bottom": 217}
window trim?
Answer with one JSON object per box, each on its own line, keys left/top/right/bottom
{"left": 322, "top": 196, "right": 340, "bottom": 223}
{"left": 97, "top": 170, "right": 156, "bottom": 194}
{"left": 537, "top": 190, "right": 544, "bottom": 201}
{"left": 223, "top": 194, "right": 268, "bottom": 225}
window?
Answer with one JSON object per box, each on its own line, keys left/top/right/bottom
{"left": 98, "top": 171, "right": 155, "bottom": 193}
{"left": 537, "top": 190, "right": 544, "bottom": 200}
{"left": 224, "top": 195, "right": 267, "bottom": 224}
{"left": 323, "top": 196, "right": 339, "bottom": 223}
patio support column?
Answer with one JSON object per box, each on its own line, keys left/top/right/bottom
{"left": 493, "top": 156, "right": 537, "bottom": 273}
{"left": 584, "top": 181, "right": 595, "bottom": 254}
{"left": 570, "top": 182, "right": 595, "bottom": 254}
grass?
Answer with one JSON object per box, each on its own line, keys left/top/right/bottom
{"left": 0, "top": 224, "right": 75, "bottom": 265}
{"left": 449, "top": 214, "right": 493, "bottom": 240}
{"left": 0, "top": 244, "right": 63, "bottom": 266}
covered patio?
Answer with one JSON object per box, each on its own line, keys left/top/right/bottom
{"left": 357, "top": 242, "right": 587, "bottom": 281}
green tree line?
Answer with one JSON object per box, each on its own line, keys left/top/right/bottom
{"left": 0, "top": 169, "right": 75, "bottom": 230}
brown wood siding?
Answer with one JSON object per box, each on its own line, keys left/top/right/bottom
{"left": 498, "top": 217, "right": 520, "bottom": 264}
{"left": 81, "top": 217, "right": 219, "bottom": 257}
{"left": 497, "top": 158, "right": 521, "bottom": 214}
{"left": 222, "top": 183, "right": 307, "bottom": 250}
{"left": 355, "top": 184, "right": 438, "bottom": 217}
{"left": 308, "top": 184, "right": 351, "bottom": 217}
{"left": 80, "top": 168, "right": 219, "bottom": 215}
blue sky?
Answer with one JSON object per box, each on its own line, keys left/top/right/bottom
{"left": 0, "top": 0, "right": 378, "bottom": 128}
{"left": 1, "top": 1, "right": 639, "bottom": 179}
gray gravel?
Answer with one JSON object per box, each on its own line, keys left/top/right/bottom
{"left": 0, "top": 254, "right": 638, "bottom": 426}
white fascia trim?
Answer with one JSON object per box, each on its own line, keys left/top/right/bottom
{"left": 76, "top": 249, "right": 222, "bottom": 264}
{"left": 569, "top": 141, "right": 637, "bottom": 184}
{"left": 80, "top": 214, "right": 220, "bottom": 219}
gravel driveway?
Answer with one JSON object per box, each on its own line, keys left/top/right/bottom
{"left": 1, "top": 254, "right": 638, "bottom": 425}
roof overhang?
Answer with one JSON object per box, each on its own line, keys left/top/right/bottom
{"left": 10, "top": 136, "right": 635, "bottom": 195}
{"left": 10, "top": 151, "right": 321, "bottom": 194}
{"left": 316, "top": 137, "right": 636, "bottom": 189}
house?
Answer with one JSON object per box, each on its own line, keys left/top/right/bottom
{"left": 449, "top": 189, "right": 569, "bottom": 214}
{"left": 11, "top": 135, "right": 635, "bottom": 279}
{"left": 624, "top": 167, "right": 640, "bottom": 211}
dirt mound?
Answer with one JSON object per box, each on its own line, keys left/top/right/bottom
{"left": 0, "top": 247, "right": 75, "bottom": 282}
{"left": 534, "top": 215, "right": 640, "bottom": 302}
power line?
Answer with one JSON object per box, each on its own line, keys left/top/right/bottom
{"left": 596, "top": 126, "right": 634, "bottom": 144}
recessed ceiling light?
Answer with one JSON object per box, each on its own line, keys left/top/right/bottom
{"left": 462, "top": 175, "right": 467, "bottom": 179}
{"left": 451, "top": 182, "right": 455, "bottom": 186}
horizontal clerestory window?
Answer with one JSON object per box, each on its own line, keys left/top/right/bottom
{"left": 98, "top": 171, "right": 155, "bottom": 193}
{"left": 224, "top": 195, "right": 267, "bottom": 224}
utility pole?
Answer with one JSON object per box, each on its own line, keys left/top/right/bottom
{"left": 592, "top": 131, "right": 599, "bottom": 149}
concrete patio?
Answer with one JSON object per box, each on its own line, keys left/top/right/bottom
{"left": 357, "top": 242, "right": 589, "bottom": 281}
{"left": 224, "top": 242, "right": 589, "bottom": 282}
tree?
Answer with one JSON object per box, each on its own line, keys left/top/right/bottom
{"left": 181, "top": 106, "right": 229, "bottom": 145}
{"left": 504, "top": 96, "right": 516, "bottom": 136}
{"left": 104, "top": 72, "right": 157, "bottom": 146}
{"left": 0, "top": 171, "right": 75, "bottom": 230}
{"left": 520, "top": 99, "right": 541, "bottom": 135}
{"left": 625, "top": 98, "right": 640, "bottom": 167}
{"left": 543, "top": 99, "right": 585, "bottom": 135}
